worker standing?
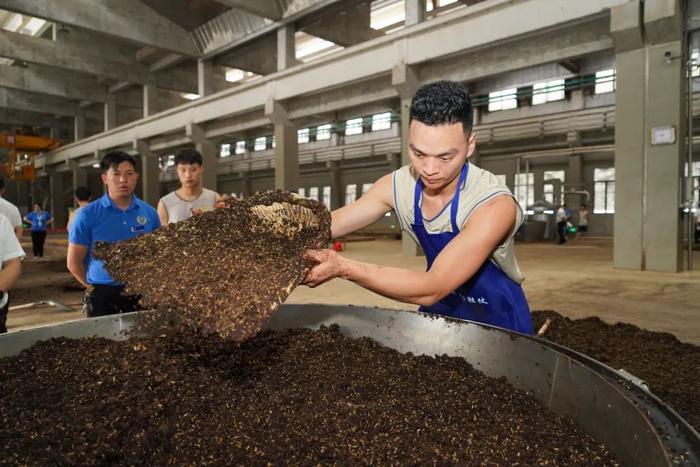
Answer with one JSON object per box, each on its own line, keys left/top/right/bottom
{"left": 67, "top": 152, "right": 160, "bottom": 317}
{"left": 67, "top": 186, "right": 92, "bottom": 231}
{"left": 157, "top": 149, "right": 223, "bottom": 225}
{"left": 0, "top": 213, "right": 24, "bottom": 333}
{"left": 303, "top": 81, "right": 532, "bottom": 334}
{"left": 555, "top": 204, "right": 568, "bottom": 244}
{"left": 0, "top": 178, "right": 23, "bottom": 241}
{"left": 24, "top": 203, "right": 52, "bottom": 258}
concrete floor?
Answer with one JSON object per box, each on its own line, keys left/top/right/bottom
{"left": 6, "top": 236, "right": 700, "bottom": 345}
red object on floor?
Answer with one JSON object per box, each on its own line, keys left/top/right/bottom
{"left": 332, "top": 240, "right": 343, "bottom": 252}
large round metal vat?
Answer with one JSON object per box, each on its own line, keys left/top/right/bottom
{"left": 0, "top": 304, "right": 698, "bottom": 466}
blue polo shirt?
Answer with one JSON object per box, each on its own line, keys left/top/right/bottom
{"left": 26, "top": 211, "right": 52, "bottom": 232}
{"left": 69, "top": 193, "right": 160, "bottom": 286}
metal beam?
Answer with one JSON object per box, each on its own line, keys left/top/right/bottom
{"left": 214, "top": 0, "right": 283, "bottom": 20}
{"left": 42, "top": 0, "right": 626, "bottom": 165}
{"left": 0, "top": 0, "right": 198, "bottom": 56}
{"left": 0, "top": 108, "right": 72, "bottom": 128}
{"left": 0, "top": 64, "right": 108, "bottom": 103}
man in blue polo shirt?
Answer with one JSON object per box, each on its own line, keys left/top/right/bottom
{"left": 67, "top": 151, "right": 160, "bottom": 317}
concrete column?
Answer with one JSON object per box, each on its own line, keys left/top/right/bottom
{"left": 612, "top": 0, "right": 685, "bottom": 272}
{"left": 71, "top": 163, "right": 87, "bottom": 207}
{"left": 185, "top": 123, "right": 218, "bottom": 191}
{"left": 392, "top": 63, "right": 422, "bottom": 256}
{"left": 240, "top": 171, "right": 252, "bottom": 196}
{"left": 133, "top": 140, "right": 160, "bottom": 206}
{"left": 74, "top": 114, "right": 85, "bottom": 141}
{"left": 405, "top": 0, "right": 426, "bottom": 26}
{"left": 567, "top": 154, "right": 583, "bottom": 210}
{"left": 277, "top": 24, "right": 297, "bottom": 71}
{"left": 104, "top": 94, "right": 116, "bottom": 131}
{"left": 197, "top": 59, "right": 215, "bottom": 98}
{"left": 265, "top": 99, "right": 299, "bottom": 191}
{"left": 49, "top": 171, "right": 66, "bottom": 228}
{"left": 143, "top": 83, "right": 159, "bottom": 118}
{"left": 329, "top": 161, "right": 343, "bottom": 210}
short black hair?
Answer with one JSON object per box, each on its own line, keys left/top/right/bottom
{"left": 34, "top": 202, "right": 42, "bottom": 210}
{"left": 175, "top": 148, "right": 203, "bottom": 166}
{"left": 409, "top": 80, "right": 473, "bottom": 134}
{"left": 75, "top": 186, "right": 91, "bottom": 202}
{"left": 100, "top": 151, "right": 136, "bottom": 173}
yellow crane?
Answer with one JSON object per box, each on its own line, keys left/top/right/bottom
{"left": 0, "top": 132, "right": 61, "bottom": 181}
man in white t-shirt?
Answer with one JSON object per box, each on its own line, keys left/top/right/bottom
{"left": 0, "top": 178, "right": 23, "bottom": 241}
{"left": 555, "top": 204, "right": 568, "bottom": 244}
{"left": 0, "top": 213, "right": 25, "bottom": 333}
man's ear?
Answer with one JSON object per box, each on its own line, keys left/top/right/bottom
{"left": 465, "top": 131, "right": 477, "bottom": 159}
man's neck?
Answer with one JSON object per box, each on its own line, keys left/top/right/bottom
{"left": 177, "top": 185, "right": 203, "bottom": 200}
{"left": 109, "top": 193, "right": 133, "bottom": 210}
{"left": 78, "top": 201, "right": 90, "bottom": 208}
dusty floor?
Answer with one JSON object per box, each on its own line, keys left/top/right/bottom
{"left": 6, "top": 235, "right": 700, "bottom": 345}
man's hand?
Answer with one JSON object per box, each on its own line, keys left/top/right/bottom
{"left": 303, "top": 249, "right": 345, "bottom": 287}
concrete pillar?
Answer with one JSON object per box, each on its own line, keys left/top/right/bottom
{"left": 329, "top": 161, "right": 343, "bottom": 210}
{"left": 74, "top": 114, "right": 85, "bottom": 141}
{"left": 612, "top": 0, "right": 685, "bottom": 272}
{"left": 567, "top": 154, "right": 583, "bottom": 210}
{"left": 49, "top": 171, "right": 66, "bottom": 228}
{"left": 197, "top": 59, "right": 215, "bottom": 98}
{"left": 71, "top": 163, "right": 87, "bottom": 207}
{"left": 240, "top": 171, "right": 252, "bottom": 196}
{"left": 405, "top": 0, "right": 426, "bottom": 26}
{"left": 277, "top": 24, "right": 297, "bottom": 71}
{"left": 265, "top": 99, "right": 299, "bottom": 191}
{"left": 133, "top": 140, "right": 160, "bottom": 206}
{"left": 104, "top": 95, "right": 116, "bottom": 131}
{"left": 143, "top": 83, "right": 159, "bottom": 118}
{"left": 185, "top": 123, "right": 218, "bottom": 191}
{"left": 392, "top": 63, "right": 422, "bottom": 256}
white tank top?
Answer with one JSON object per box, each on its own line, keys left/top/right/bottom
{"left": 392, "top": 163, "right": 525, "bottom": 284}
{"left": 160, "top": 188, "right": 218, "bottom": 224}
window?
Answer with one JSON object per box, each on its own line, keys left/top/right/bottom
{"left": 254, "top": 137, "right": 267, "bottom": 151}
{"left": 371, "top": 112, "right": 392, "bottom": 131}
{"left": 488, "top": 88, "right": 517, "bottom": 112}
{"left": 594, "top": 69, "right": 615, "bottom": 94}
{"left": 235, "top": 141, "right": 245, "bottom": 155}
{"left": 514, "top": 172, "right": 534, "bottom": 207}
{"left": 543, "top": 170, "right": 565, "bottom": 205}
{"left": 362, "top": 183, "right": 373, "bottom": 195}
{"left": 165, "top": 154, "right": 175, "bottom": 167}
{"left": 686, "top": 162, "right": 700, "bottom": 211}
{"left": 309, "top": 187, "right": 319, "bottom": 201}
{"left": 298, "top": 187, "right": 306, "bottom": 197}
{"left": 271, "top": 136, "right": 276, "bottom": 149}
{"left": 494, "top": 174, "right": 507, "bottom": 186}
{"left": 219, "top": 143, "right": 231, "bottom": 158}
{"left": 532, "top": 79, "right": 565, "bottom": 105}
{"left": 322, "top": 186, "right": 331, "bottom": 209}
{"left": 316, "top": 123, "right": 331, "bottom": 141}
{"left": 692, "top": 49, "right": 699, "bottom": 78}
{"left": 345, "top": 184, "right": 357, "bottom": 205}
{"left": 345, "top": 117, "right": 363, "bottom": 136}
{"left": 298, "top": 128, "right": 310, "bottom": 144}
{"left": 593, "top": 168, "right": 615, "bottom": 213}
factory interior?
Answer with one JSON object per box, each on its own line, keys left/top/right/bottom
{"left": 0, "top": 0, "right": 699, "bottom": 465}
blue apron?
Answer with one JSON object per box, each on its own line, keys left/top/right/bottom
{"left": 411, "top": 164, "right": 533, "bottom": 334}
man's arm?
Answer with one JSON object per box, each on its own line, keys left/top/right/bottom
{"left": 0, "top": 257, "right": 21, "bottom": 292}
{"left": 305, "top": 195, "right": 516, "bottom": 306}
{"left": 330, "top": 173, "right": 394, "bottom": 239}
{"left": 67, "top": 243, "right": 89, "bottom": 287}
{"left": 156, "top": 200, "right": 169, "bottom": 226}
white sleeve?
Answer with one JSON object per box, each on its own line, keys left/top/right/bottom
{"left": 9, "top": 205, "right": 21, "bottom": 228}
{"left": 1, "top": 216, "right": 25, "bottom": 262}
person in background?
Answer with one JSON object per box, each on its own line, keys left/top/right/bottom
{"left": 67, "top": 151, "right": 160, "bottom": 317}
{"left": 24, "top": 203, "right": 52, "bottom": 258}
{"left": 576, "top": 203, "right": 590, "bottom": 239}
{"left": 555, "top": 203, "right": 568, "bottom": 245}
{"left": 67, "top": 186, "right": 92, "bottom": 230}
{"left": 157, "top": 149, "right": 223, "bottom": 225}
{"left": 0, "top": 213, "right": 24, "bottom": 333}
{"left": 0, "top": 178, "right": 23, "bottom": 241}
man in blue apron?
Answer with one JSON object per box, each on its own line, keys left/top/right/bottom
{"left": 304, "top": 81, "right": 533, "bottom": 334}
